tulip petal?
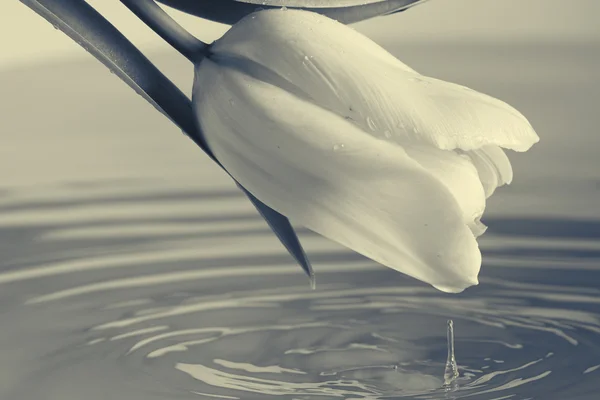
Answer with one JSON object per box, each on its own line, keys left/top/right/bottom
{"left": 465, "top": 146, "right": 514, "bottom": 198}
{"left": 193, "top": 60, "right": 481, "bottom": 292}
{"left": 403, "top": 145, "right": 486, "bottom": 230}
{"left": 210, "top": 9, "right": 539, "bottom": 153}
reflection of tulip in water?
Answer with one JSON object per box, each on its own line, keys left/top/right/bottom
{"left": 193, "top": 9, "right": 539, "bottom": 293}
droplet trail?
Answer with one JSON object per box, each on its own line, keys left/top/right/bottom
{"left": 444, "top": 319, "right": 459, "bottom": 387}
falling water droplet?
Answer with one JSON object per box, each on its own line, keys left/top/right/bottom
{"left": 366, "top": 117, "right": 377, "bottom": 131}
{"left": 309, "top": 273, "right": 316, "bottom": 290}
{"left": 333, "top": 143, "right": 345, "bottom": 151}
{"left": 444, "top": 320, "right": 459, "bottom": 387}
{"left": 383, "top": 130, "right": 392, "bottom": 139}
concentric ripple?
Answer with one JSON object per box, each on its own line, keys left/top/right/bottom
{"left": 1, "top": 183, "right": 600, "bottom": 399}
{"left": 83, "top": 279, "right": 600, "bottom": 400}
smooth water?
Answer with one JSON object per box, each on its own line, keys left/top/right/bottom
{"left": 1, "top": 42, "right": 599, "bottom": 399}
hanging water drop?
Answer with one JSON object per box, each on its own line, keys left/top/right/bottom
{"left": 309, "top": 272, "right": 316, "bottom": 290}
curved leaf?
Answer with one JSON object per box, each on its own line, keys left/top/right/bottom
{"left": 121, "top": 0, "right": 208, "bottom": 63}
{"left": 19, "top": 0, "right": 314, "bottom": 281}
{"left": 156, "top": 0, "right": 426, "bottom": 25}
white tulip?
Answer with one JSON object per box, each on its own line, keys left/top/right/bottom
{"left": 192, "top": 9, "right": 539, "bottom": 293}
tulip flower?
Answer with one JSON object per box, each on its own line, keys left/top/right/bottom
{"left": 192, "top": 9, "right": 539, "bottom": 293}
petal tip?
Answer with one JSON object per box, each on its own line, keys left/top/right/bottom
{"left": 432, "top": 275, "right": 479, "bottom": 294}
{"left": 512, "top": 122, "right": 540, "bottom": 152}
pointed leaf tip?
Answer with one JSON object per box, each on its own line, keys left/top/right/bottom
{"left": 239, "top": 184, "right": 315, "bottom": 280}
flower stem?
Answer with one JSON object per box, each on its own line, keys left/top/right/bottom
{"left": 121, "top": 0, "right": 208, "bottom": 63}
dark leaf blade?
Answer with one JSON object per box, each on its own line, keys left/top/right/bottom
{"left": 239, "top": 184, "right": 315, "bottom": 286}
{"left": 156, "top": 0, "right": 426, "bottom": 25}
{"left": 19, "top": 0, "right": 315, "bottom": 281}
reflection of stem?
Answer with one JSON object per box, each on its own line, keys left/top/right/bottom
{"left": 121, "top": 0, "right": 207, "bottom": 63}
{"left": 444, "top": 320, "right": 459, "bottom": 387}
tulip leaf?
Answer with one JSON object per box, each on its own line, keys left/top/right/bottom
{"left": 239, "top": 185, "right": 315, "bottom": 285}
{"left": 19, "top": 0, "right": 315, "bottom": 282}
{"left": 156, "top": 0, "right": 426, "bottom": 25}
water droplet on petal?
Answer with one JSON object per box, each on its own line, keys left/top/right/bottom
{"left": 281, "top": 6, "right": 288, "bottom": 11}
{"left": 366, "top": 117, "right": 377, "bottom": 131}
{"left": 228, "top": 99, "right": 235, "bottom": 106}
{"left": 384, "top": 130, "right": 392, "bottom": 139}
{"left": 333, "top": 143, "right": 345, "bottom": 151}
